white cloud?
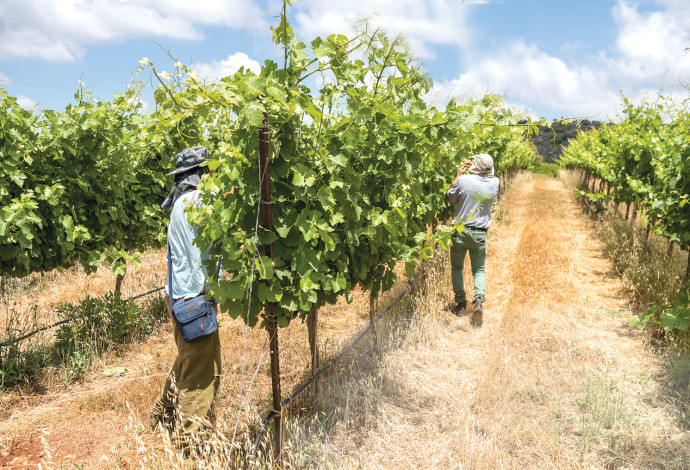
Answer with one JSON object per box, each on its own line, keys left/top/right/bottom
{"left": 4, "top": 0, "right": 689, "bottom": 120}
{"left": 193, "top": 53, "right": 261, "bottom": 81}
{"left": 430, "top": 41, "right": 621, "bottom": 119}
{"left": 611, "top": 0, "right": 690, "bottom": 84}
{"left": 16, "top": 95, "right": 37, "bottom": 109}
{"left": 293, "top": 0, "right": 485, "bottom": 59}
{"left": 429, "top": 0, "right": 690, "bottom": 119}
{"left": 0, "top": 0, "right": 268, "bottom": 62}
{"left": 560, "top": 40, "right": 586, "bottom": 52}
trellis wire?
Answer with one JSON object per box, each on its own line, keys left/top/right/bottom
{"left": 0, "top": 286, "right": 167, "bottom": 348}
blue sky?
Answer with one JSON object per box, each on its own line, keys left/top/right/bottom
{"left": 1, "top": 0, "right": 689, "bottom": 121}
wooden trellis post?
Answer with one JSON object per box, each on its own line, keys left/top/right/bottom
{"left": 259, "top": 114, "right": 283, "bottom": 459}
{"left": 431, "top": 220, "right": 438, "bottom": 254}
{"left": 369, "top": 294, "right": 379, "bottom": 357}
{"left": 306, "top": 309, "right": 320, "bottom": 409}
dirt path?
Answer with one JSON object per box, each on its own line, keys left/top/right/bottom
{"left": 301, "top": 175, "right": 690, "bottom": 469}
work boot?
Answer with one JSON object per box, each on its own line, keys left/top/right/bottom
{"left": 149, "top": 410, "right": 175, "bottom": 432}
{"left": 471, "top": 298, "right": 483, "bottom": 327}
{"left": 453, "top": 301, "right": 467, "bottom": 316}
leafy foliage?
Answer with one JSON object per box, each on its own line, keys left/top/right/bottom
{"left": 1, "top": 11, "right": 537, "bottom": 332}
{"left": 659, "top": 284, "right": 690, "bottom": 333}
{"left": 561, "top": 98, "right": 690, "bottom": 250}
{"left": 533, "top": 162, "right": 561, "bottom": 178}
{"left": 146, "top": 15, "right": 537, "bottom": 329}
{"left": 55, "top": 292, "right": 141, "bottom": 354}
{"left": 0, "top": 86, "right": 199, "bottom": 277}
{"left": 54, "top": 292, "right": 142, "bottom": 381}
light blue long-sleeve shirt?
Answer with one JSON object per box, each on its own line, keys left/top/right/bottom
{"left": 164, "top": 189, "right": 213, "bottom": 300}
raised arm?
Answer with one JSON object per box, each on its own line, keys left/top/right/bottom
{"left": 446, "top": 160, "right": 473, "bottom": 202}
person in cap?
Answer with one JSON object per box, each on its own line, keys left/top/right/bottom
{"left": 151, "top": 146, "right": 222, "bottom": 453}
{"left": 445, "top": 153, "right": 500, "bottom": 327}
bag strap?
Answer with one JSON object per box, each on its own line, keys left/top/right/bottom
{"left": 167, "top": 243, "right": 221, "bottom": 309}
{"left": 167, "top": 243, "right": 174, "bottom": 311}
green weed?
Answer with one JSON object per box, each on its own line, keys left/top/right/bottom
{"left": 0, "top": 292, "right": 167, "bottom": 390}
{"left": 666, "top": 358, "right": 690, "bottom": 429}
{"left": 54, "top": 292, "right": 140, "bottom": 381}
{"left": 533, "top": 162, "right": 561, "bottom": 178}
{"left": 0, "top": 308, "right": 51, "bottom": 389}
{"left": 0, "top": 336, "right": 48, "bottom": 390}
{"left": 578, "top": 377, "right": 631, "bottom": 431}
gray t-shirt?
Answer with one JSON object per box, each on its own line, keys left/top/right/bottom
{"left": 446, "top": 174, "right": 500, "bottom": 229}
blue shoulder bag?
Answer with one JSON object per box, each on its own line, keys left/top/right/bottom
{"left": 167, "top": 245, "right": 219, "bottom": 343}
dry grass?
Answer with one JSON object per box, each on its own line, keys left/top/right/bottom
{"left": 0, "top": 232, "right": 414, "bottom": 468}
{"left": 561, "top": 170, "right": 689, "bottom": 345}
{"left": 2, "top": 173, "right": 689, "bottom": 469}
{"left": 281, "top": 174, "right": 690, "bottom": 469}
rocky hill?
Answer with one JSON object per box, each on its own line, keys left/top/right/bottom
{"left": 523, "top": 119, "right": 602, "bottom": 163}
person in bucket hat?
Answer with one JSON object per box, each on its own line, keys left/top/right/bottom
{"left": 151, "top": 146, "right": 222, "bottom": 455}
{"left": 160, "top": 147, "right": 210, "bottom": 210}
{"left": 445, "top": 153, "right": 500, "bottom": 327}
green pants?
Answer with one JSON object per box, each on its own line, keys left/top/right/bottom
{"left": 152, "top": 296, "right": 221, "bottom": 450}
{"left": 450, "top": 227, "right": 488, "bottom": 303}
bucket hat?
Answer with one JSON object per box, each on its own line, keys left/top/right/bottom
{"left": 166, "top": 146, "right": 208, "bottom": 176}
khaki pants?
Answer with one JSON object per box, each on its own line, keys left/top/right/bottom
{"left": 152, "top": 296, "right": 221, "bottom": 451}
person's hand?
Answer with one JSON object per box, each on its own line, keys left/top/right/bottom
{"left": 448, "top": 159, "right": 474, "bottom": 200}
{"left": 457, "top": 160, "right": 472, "bottom": 176}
